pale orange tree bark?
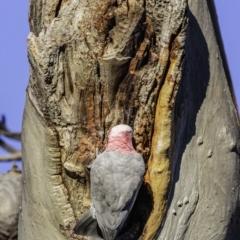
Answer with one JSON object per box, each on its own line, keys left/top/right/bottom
{"left": 19, "top": 0, "right": 240, "bottom": 239}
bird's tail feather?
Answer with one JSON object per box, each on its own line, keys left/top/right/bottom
{"left": 73, "top": 207, "right": 102, "bottom": 240}
{"left": 100, "top": 224, "right": 116, "bottom": 240}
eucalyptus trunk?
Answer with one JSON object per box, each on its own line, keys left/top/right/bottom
{"left": 19, "top": 0, "right": 240, "bottom": 239}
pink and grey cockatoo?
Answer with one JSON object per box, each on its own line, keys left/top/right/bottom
{"left": 73, "top": 124, "right": 145, "bottom": 240}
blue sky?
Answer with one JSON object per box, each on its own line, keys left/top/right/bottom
{"left": 0, "top": 1, "right": 239, "bottom": 172}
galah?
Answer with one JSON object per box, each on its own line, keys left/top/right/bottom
{"left": 74, "top": 124, "right": 145, "bottom": 240}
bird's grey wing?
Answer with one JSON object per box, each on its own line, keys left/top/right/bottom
{"left": 90, "top": 151, "right": 145, "bottom": 238}
{"left": 73, "top": 206, "right": 103, "bottom": 240}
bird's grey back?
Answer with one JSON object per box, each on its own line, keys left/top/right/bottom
{"left": 90, "top": 150, "right": 145, "bottom": 236}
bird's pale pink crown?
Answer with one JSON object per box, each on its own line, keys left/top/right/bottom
{"left": 105, "top": 124, "right": 137, "bottom": 154}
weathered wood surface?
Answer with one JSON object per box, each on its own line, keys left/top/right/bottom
{"left": 19, "top": 0, "right": 240, "bottom": 239}
{"left": 0, "top": 166, "right": 21, "bottom": 240}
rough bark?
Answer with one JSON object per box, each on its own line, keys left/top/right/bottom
{"left": 0, "top": 166, "right": 22, "bottom": 240}
{"left": 19, "top": 0, "right": 240, "bottom": 239}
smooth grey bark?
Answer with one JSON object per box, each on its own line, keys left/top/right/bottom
{"left": 19, "top": 0, "right": 240, "bottom": 239}
{"left": 20, "top": 98, "right": 69, "bottom": 240}
{"left": 157, "top": 1, "right": 240, "bottom": 239}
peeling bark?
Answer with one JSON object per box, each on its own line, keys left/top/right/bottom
{"left": 19, "top": 0, "right": 240, "bottom": 239}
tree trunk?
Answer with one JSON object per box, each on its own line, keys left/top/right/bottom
{"left": 19, "top": 0, "right": 240, "bottom": 239}
{"left": 0, "top": 166, "right": 21, "bottom": 240}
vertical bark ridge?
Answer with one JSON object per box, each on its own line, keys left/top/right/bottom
{"left": 143, "top": 17, "right": 187, "bottom": 240}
